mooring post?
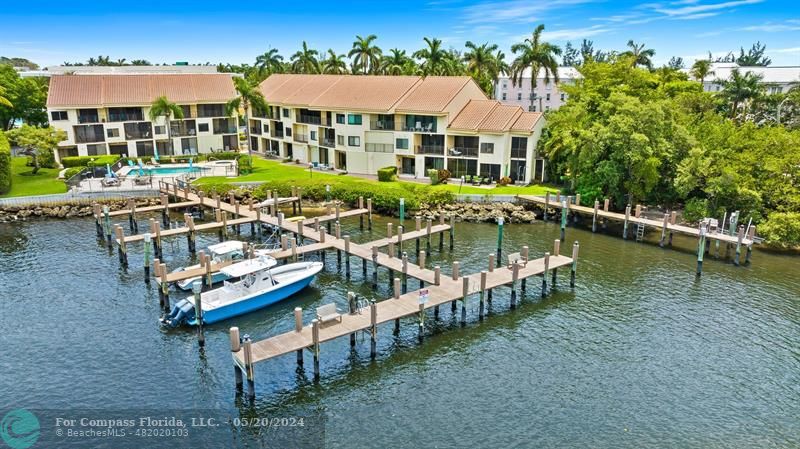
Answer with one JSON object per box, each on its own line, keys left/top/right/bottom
{"left": 399, "top": 197, "right": 405, "bottom": 227}
{"left": 591, "top": 200, "right": 599, "bottom": 232}
{"left": 542, "top": 252, "right": 550, "bottom": 297}
{"left": 560, "top": 200, "right": 568, "bottom": 241}
{"left": 292, "top": 187, "right": 298, "bottom": 216}
{"left": 103, "top": 205, "right": 112, "bottom": 246}
{"left": 370, "top": 301, "right": 377, "bottom": 358}
{"left": 521, "top": 246, "right": 529, "bottom": 292}
{"left": 434, "top": 265, "right": 441, "bottom": 286}
{"left": 229, "top": 327, "right": 242, "bottom": 391}
{"left": 335, "top": 221, "right": 342, "bottom": 268}
{"left": 697, "top": 222, "right": 708, "bottom": 276}
{"left": 401, "top": 252, "right": 408, "bottom": 293}
{"left": 461, "top": 276, "right": 469, "bottom": 325}
{"left": 734, "top": 225, "right": 744, "bottom": 266}
{"left": 335, "top": 202, "right": 341, "bottom": 223}
{"left": 388, "top": 240, "right": 395, "bottom": 259}
{"left": 660, "top": 213, "right": 669, "bottom": 247}
{"left": 204, "top": 253, "right": 213, "bottom": 289}
{"left": 192, "top": 280, "right": 205, "bottom": 348}
{"left": 127, "top": 199, "right": 137, "bottom": 233}
{"left": 359, "top": 196, "right": 365, "bottom": 230}
{"left": 509, "top": 262, "right": 520, "bottom": 309}
{"left": 297, "top": 187, "right": 303, "bottom": 214}
{"left": 159, "top": 263, "right": 170, "bottom": 312}
{"left": 297, "top": 220, "right": 305, "bottom": 246}
{"left": 234, "top": 200, "right": 241, "bottom": 235}
{"left": 397, "top": 225, "right": 404, "bottom": 255}
{"left": 393, "top": 277, "right": 401, "bottom": 334}
{"left": 314, "top": 217, "right": 320, "bottom": 233}
{"left": 426, "top": 219, "right": 432, "bottom": 252}
{"left": 479, "top": 271, "right": 487, "bottom": 319}
{"left": 496, "top": 217, "right": 504, "bottom": 267}
{"left": 221, "top": 211, "right": 229, "bottom": 241}
{"left": 371, "top": 246, "right": 379, "bottom": 290}
{"left": 185, "top": 213, "right": 196, "bottom": 254}
{"left": 291, "top": 237, "right": 298, "bottom": 263}
{"left": 319, "top": 227, "right": 327, "bottom": 266}
{"left": 312, "top": 319, "right": 320, "bottom": 381}
{"left": 93, "top": 203, "right": 103, "bottom": 237}
{"left": 552, "top": 239, "right": 560, "bottom": 286}
{"left": 571, "top": 241, "right": 579, "bottom": 287}
{"left": 114, "top": 225, "right": 128, "bottom": 266}
{"left": 439, "top": 214, "right": 445, "bottom": 251}
{"left": 623, "top": 204, "right": 631, "bottom": 240}
{"left": 544, "top": 192, "right": 550, "bottom": 221}
{"left": 487, "top": 253, "right": 494, "bottom": 302}
{"left": 451, "top": 261, "right": 460, "bottom": 312}
{"left": 242, "top": 335, "right": 255, "bottom": 400}
{"left": 745, "top": 226, "right": 755, "bottom": 264}
{"left": 367, "top": 198, "right": 373, "bottom": 230}
{"left": 143, "top": 233, "right": 152, "bottom": 283}
{"left": 344, "top": 236, "right": 351, "bottom": 279}
{"left": 449, "top": 215, "right": 455, "bottom": 250}
{"left": 347, "top": 293, "right": 357, "bottom": 347}
{"left": 418, "top": 302, "right": 425, "bottom": 343}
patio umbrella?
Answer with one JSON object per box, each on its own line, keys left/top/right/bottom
{"left": 153, "top": 144, "right": 160, "bottom": 162}
{"left": 106, "top": 163, "right": 114, "bottom": 178}
{"left": 189, "top": 157, "right": 193, "bottom": 172}
{"left": 137, "top": 161, "right": 144, "bottom": 177}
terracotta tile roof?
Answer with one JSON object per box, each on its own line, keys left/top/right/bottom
{"left": 258, "top": 74, "right": 479, "bottom": 113}
{"left": 47, "top": 74, "right": 237, "bottom": 107}
{"left": 448, "top": 99, "right": 543, "bottom": 133}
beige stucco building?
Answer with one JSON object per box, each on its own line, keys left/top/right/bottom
{"left": 251, "top": 74, "right": 546, "bottom": 183}
{"left": 46, "top": 74, "right": 240, "bottom": 162}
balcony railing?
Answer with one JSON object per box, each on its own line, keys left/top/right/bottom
{"left": 365, "top": 143, "right": 394, "bottom": 153}
{"left": 448, "top": 147, "right": 479, "bottom": 158}
{"left": 250, "top": 126, "right": 261, "bottom": 135}
{"left": 418, "top": 144, "right": 444, "bottom": 155}
{"left": 78, "top": 115, "right": 99, "bottom": 124}
{"left": 107, "top": 112, "right": 143, "bottom": 122}
{"left": 213, "top": 119, "right": 237, "bottom": 134}
{"left": 370, "top": 120, "right": 396, "bottom": 131}
{"left": 403, "top": 124, "right": 437, "bottom": 133}
{"left": 511, "top": 148, "right": 527, "bottom": 159}
{"left": 170, "top": 120, "right": 196, "bottom": 137}
{"left": 321, "top": 137, "right": 335, "bottom": 148}
{"left": 297, "top": 115, "right": 322, "bottom": 125}
{"left": 294, "top": 133, "right": 308, "bottom": 143}
{"left": 124, "top": 122, "right": 153, "bottom": 140}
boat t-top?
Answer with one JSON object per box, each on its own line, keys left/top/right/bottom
{"left": 173, "top": 240, "right": 277, "bottom": 290}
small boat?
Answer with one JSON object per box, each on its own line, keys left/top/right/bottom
{"left": 162, "top": 259, "right": 324, "bottom": 327}
{"left": 172, "top": 240, "right": 277, "bottom": 290}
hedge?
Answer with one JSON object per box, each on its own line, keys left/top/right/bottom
{"left": 0, "top": 132, "right": 11, "bottom": 195}
{"left": 61, "top": 155, "right": 120, "bottom": 168}
{"left": 377, "top": 166, "right": 397, "bottom": 182}
{"left": 63, "top": 166, "right": 86, "bottom": 180}
{"left": 759, "top": 212, "right": 800, "bottom": 250}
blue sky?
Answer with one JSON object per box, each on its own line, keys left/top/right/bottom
{"left": 1, "top": 0, "right": 798, "bottom": 67}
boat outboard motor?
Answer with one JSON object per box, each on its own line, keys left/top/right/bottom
{"left": 160, "top": 299, "right": 196, "bottom": 327}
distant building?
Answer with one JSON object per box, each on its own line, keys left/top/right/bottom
{"left": 688, "top": 63, "right": 800, "bottom": 94}
{"left": 493, "top": 67, "right": 581, "bottom": 112}
{"left": 20, "top": 65, "right": 220, "bottom": 78}
{"left": 46, "top": 74, "right": 240, "bottom": 162}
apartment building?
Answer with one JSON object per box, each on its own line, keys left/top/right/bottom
{"left": 46, "top": 74, "right": 240, "bottom": 162}
{"left": 251, "top": 74, "right": 546, "bottom": 183}
{"left": 687, "top": 63, "right": 800, "bottom": 94}
{"left": 494, "top": 66, "right": 581, "bottom": 112}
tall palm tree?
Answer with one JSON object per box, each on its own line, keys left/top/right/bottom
{"left": 464, "top": 41, "right": 499, "bottom": 95}
{"left": 690, "top": 59, "right": 714, "bottom": 84}
{"left": 290, "top": 41, "right": 320, "bottom": 74}
{"left": 623, "top": 40, "right": 655, "bottom": 69}
{"left": 348, "top": 35, "right": 382, "bottom": 74}
{"left": 148, "top": 96, "right": 184, "bottom": 157}
{"left": 510, "top": 25, "right": 562, "bottom": 112}
{"left": 130, "top": 59, "right": 151, "bottom": 66}
{"left": 116, "top": 58, "right": 127, "bottom": 66}
{"left": 226, "top": 77, "right": 267, "bottom": 156}
{"left": 322, "top": 50, "right": 348, "bottom": 74}
{"left": 717, "top": 68, "right": 764, "bottom": 120}
{"left": 255, "top": 48, "right": 284, "bottom": 77}
{"left": 381, "top": 48, "right": 410, "bottom": 75}
{"left": 414, "top": 37, "right": 448, "bottom": 76}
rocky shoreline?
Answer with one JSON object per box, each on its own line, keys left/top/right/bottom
{"left": 0, "top": 198, "right": 536, "bottom": 224}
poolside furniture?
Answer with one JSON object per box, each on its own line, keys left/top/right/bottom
{"left": 506, "top": 252, "right": 527, "bottom": 269}
{"left": 101, "top": 176, "right": 120, "bottom": 187}
{"left": 134, "top": 176, "right": 151, "bottom": 186}
{"left": 425, "top": 123, "right": 433, "bottom": 132}
{"left": 316, "top": 303, "right": 342, "bottom": 324}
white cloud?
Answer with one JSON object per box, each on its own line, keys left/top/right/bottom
{"left": 654, "top": 0, "right": 763, "bottom": 17}
{"left": 740, "top": 22, "right": 800, "bottom": 32}
{"left": 461, "top": 0, "right": 594, "bottom": 24}
{"left": 538, "top": 25, "right": 613, "bottom": 41}
{"left": 673, "top": 12, "right": 719, "bottom": 19}
{"left": 773, "top": 47, "right": 800, "bottom": 54}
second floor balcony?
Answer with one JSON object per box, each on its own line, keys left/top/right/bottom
{"left": 213, "top": 118, "right": 237, "bottom": 135}
{"left": 297, "top": 114, "right": 322, "bottom": 125}
{"left": 448, "top": 147, "right": 479, "bottom": 158}
{"left": 124, "top": 122, "right": 153, "bottom": 140}
{"left": 369, "top": 120, "right": 395, "bottom": 131}
{"left": 78, "top": 109, "right": 99, "bottom": 124}
{"left": 321, "top": 137, "right": 335, "bottom": 148}
{"left": 365, "top": 143, "right": 393, "bottom": 153}
{"left": 294, "top": 133, "right": 308, "bottom": 143}
{"left": 418, "top": 144, "right": 444, "bottom": 155}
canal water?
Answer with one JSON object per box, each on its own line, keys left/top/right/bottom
{"left": 0, "top": 213, "right": 798, "bottom": 448}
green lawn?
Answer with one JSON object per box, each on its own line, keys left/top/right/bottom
{"left": 2, "top": 157, "right": 67, "bottom": 198}
{"left": 197, "top": 158, "right": 556, "bottom": 196}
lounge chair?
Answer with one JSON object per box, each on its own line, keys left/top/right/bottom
{"left": 101, "top": 176, "right": 120, "bottom": 187}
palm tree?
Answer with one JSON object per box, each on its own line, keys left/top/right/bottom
{"left": 717, "top": 68, "right": 764, "bottom": 120}
{"left": 116, "top": 58, "right": 127, "bottom": 66}
{"left": 130, "top": 59, "right": 151, "bottom": 66}
{"left": 226, "top": 77, "right": 267, "bottom": 156}
{"left": 255, "top": 48, "right": 284, "bottom": 77}
{"left": 623, "top": 40, "right": 655, "bottom": 69}
{"left": 322, "top": 50, "right": 348, "bottom": 74}
{"left": 290, "top": 41, "right": 320, "bottom": 74}
{"left": 381, "top": 49, "right": 409, "bottom": 75}
{"left": 464, "top": 41, "right": 499, "bottom": 95}
{"left": 510, "top": 25, "right": 561, "bottom": 112}
{"left": 690, "top": 59, "right": 714, "bottom": 84}
{"left": 348, "top": 35, "right": 382, "bottom": 74}
{"left": 414, "top": 37, "right": 448, "bottom": 76}
{"left": 148, "top": 96, "right": 184, "bottom": 157}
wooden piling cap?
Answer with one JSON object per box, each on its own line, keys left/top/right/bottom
{"left": 229, "top": 327, "right": 241, "bottom": 352}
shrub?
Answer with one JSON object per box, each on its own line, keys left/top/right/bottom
{"left": 63, "top": 166, "right": 86, "bottom": 180}
{"left": 237, "top": 154, "right": 252, "bottom": 174}
{"left": 0, "top": 132, "right": 10, "bottom": 195}
{"left": 62, "top": 155, "right": 120, "bottom": 168}
{"left": 437, "top": 169, "right": 451, "bottom": 183}
{"left": 195, "top": 181, "right": 239, "bottom": 197}
{"left": 759, "top": 212, "right": 800, "bottom": 250}
{"left": 682, "top": 197, "right": 708, "bottom": 224}
{"left": 497, "top": 176, "right": 512, "bottom": 186}
{"left": 427, "top": 169, "right": 440, "bottom": 185}
{"left": 377, "top": 166, "right": 397, "bottom": 182}
{"left": 209, "top": 151, "right": 239, "bottom": 160}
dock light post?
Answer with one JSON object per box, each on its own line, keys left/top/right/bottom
{"left": 496, "top": 217, "right": 504, "bottom": 267}
{"left": 193, "top": 280, "right": 205, "bottom": 347}
{"left": 697, "top": 222, "right": 707, "bottom": 277}
{"left": 399, "top": 198, "right": 405, "bottom": 227}
{"left": 560, "top": 200, "right": 568, "bottom": 241}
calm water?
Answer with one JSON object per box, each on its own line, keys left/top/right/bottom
{"left": 1, "top": 212, "right": 798, "bottom": 448}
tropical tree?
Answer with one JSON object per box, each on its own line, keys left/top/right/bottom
{"left": 322, "top": 50, "right": 348, "bottom": 74}
{"left": 6, "top": 125, "right": 65, "bottom": 174}
{"left": 148, "top": 96, "right": 184, "bottom": 157}
{"left": 225, "top": 77, "right": 267, "bottom": 156}
{"left": 348, "top": 35, "right": 382, "bottom": 74}
{"left": 290, "top": 41, "right": 320, "bottom": 74}
{"left": 381, "top": 49, "right": 411, "bottom": 75}
{"left": 510, "top": 24, "right": 561, "bottom": 112}
{"left": 130, "top": 59, "right": 151, "bottom": 66}
{"left": 414, "top": 37, "right": 448, "bottom": 76}
{"left": 255, "top": 48, "right": 284, "bottom": 77}
{"left": 561, "top": 42, "right": 580, "bottom": 66}
{"left": 736, "top": 41, "right": 771, "bottom": 66}
{"left": 690, "top": 59, "right": 714, "bottom": 84}
{"left": 716, "top": 68, "right": 765, "bottom": 120}
{"left": 623, "top": 40, "right": 655, "bottom": 69}
{"left": 463, "top": 41, "right": 499, "bottom": 95}
{"left": 0, "top": 85, "right": 11, "bottom": 108}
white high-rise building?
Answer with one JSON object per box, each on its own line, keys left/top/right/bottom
{"left": 494, "top": 67, "right": 582, "bottom": 112}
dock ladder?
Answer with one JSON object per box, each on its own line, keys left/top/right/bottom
{"left": 635, "top": 222, "right": 646, "bottom": 242}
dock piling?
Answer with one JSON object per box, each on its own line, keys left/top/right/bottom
{"left": 229, "top": 327, "right": 242, "bottom": 391}
{"left": 312, "top": 319, "right": 320, "bottom": 381}
{"left": 660, "top": 213, "right": 669, "bottom": 247}
{"left": 510, "top": 262, "right": 519, "bottom": 309}
{"left": 401, "top": 252, "right": 408, "bottom": 293}
{"left": 114, "top": 225, "right": 128, "bottom": 266}
{"left": 479, "top": 271, "right": 487, "bottom": 319}
{"left": 592, "top": 200, "right": 599, "bottom": 232}
{"left": 243, "top": 336, "right": 255, "bottom": 400}
{"left": 571, "top": 241, "right": 579, "bottom": 287}
{"left": 193, "top": 280, "right": 205, "bottom": 348}
{"left": 560, "top": 200, "right": 568, "bottom": 241}
{"left": 159, "top": 263, "right": 169, "bottom": 312}
{"left": 734, "top": 225, "right": 744, "bottom": 266}
{"left": 461, "top": 277, "right": 469, "bottom": 325}
{"left": 439, "top": 214, "right": 445, "bottom": 251}
{"left": 184, "top": 213, "right": 196, "bottom": 254}
{"left": 697, "top": 223, "right": 707, "bottom": 276}
{"left": 344, "top": 236, "right": 351, "bottom": 278}
{"left": 496, "top": 217, "right": 504, "bottom": 265}
{"left": 426, "top": 219, "right": 432, "bottom": 252}
{"left": 369, "top": 301, "right": 377, "bottom": 358}
{"left": 93, "top": 203, "right": 103, "bottom": 238}
{"left": 521, "top": 246, "right": 529, "bottom": 292}
{"left": 143, "top": 233, "right": 152, "bottom": 283}
{"left": 371, "top": 246, "right": 379, "bottom": 290}
{"left": 623, "top": 205, "right": 631, "bottom": 240}
{"left": 434, "top": 266, "right": 441, "bottom": 286}
{"left": 449, "top": 215, "right": 455, "bottom": 249}
{"left": 552, "top": 239, "right": 560, "bottom": 285}
{"left": 103, "top": 205, "right": 112, "bottom": 247}
{"left": 542, "top": 252, "right": 550, "bottom": 297}
{"left": 367, "top": 198, "right": 373, "bottom": 230}
{"left": 359, "top": 197, "right": 364, "bottom": 230}
{"left": 544, "top": 192, "right": 550, "bottom": 220}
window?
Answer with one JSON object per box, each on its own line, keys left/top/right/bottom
{"left": 282, "top": 108, "right": 290, "bottom": 118}
{"left": 337, "top": 135, "right": 344, "bottom": 145}
{"left": 347, "top": 136, "right": 360, "bottom": 146}
{"left": 106, "top": 128, "right": 120, "bottom": 138}
{"left": 396, "top": 138, "right": 409, "bottom": 149}
{"left": 170, "top": 120, "right": 196, "bottom": 137}
{"left": 107, "top": 107, "right": 143, "bottom": 122}
{"left": 156, "top": 140, "right": 171, "bottom": 156}
{"left": 285, "top": 127, "right": 292, "bottom": 137}
{"left": 336, "top": 114, "right": 345, "bottom": 124}
{"left": 73, "top": 125, "right": 105, "bottom": 143}
{"left": 560, "top": 93, "right": 565, "bottom": 101}
{"left": 531, "top": 105, "right": 537, "bottom": 112}
{"left": 502, "top": 93, "right": 507, "bottom": 100}
{"left": 263, "top": 124, "right": 269, "bottom": 134}
{"left": 545, "top": 81, "right": 552, "bottom": 90}
{"left": 511, "top": 137, "right": 528, "bottom": 158}
{"left": 347, "top": 114, "right": 362, "bottom": 125}
{"left": 86, "top": 143, "right": 106, "bottom": 156}
{"left": 197, "top": 104, "right": 225, "bottom": 118}
{"left": 50, "top": 111, "right": 68, "bottom": 121}
{"left": 310, "top": 130, "right": 317, "bottom": 141}
{"left": 212, "top": 118, "right": 236, "bottom": 134}
{"left": 108, "top": 144, "right": 127, "bottom": 156}
{"left": 124, "top": 122, "right": 153, "bottom": 140}
{"left": 546, "top": 93, "right": 551, "bottom": 101}
{"left": 480, "top": 142, "right": 494, "bottom": 154}
{"left": 517, "top": 93, "right": 522, "bottom": 101}
{"left": 198, "top": 123, "right": 209, "bottom": 132}
{"left": 181, "top": 137, "right": 198, "bottom": 154}
{"left": 135, "top": 140, "right": 155, "bottom": 157}
{"left": 502, "top": 82, "right": 507, "bottom": 89}
{"left": 180, "top": 105, "right": 192, "bottom": 118}
{"left": 154, "top": 125, "right": 166, "bottom": 135}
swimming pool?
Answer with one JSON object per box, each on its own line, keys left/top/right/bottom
{"left": 126, "top": 166, "right": 209, "bottom": 177}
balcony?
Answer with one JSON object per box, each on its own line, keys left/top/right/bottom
{"left": 297, "top": 114, "right": 322, "bottom": 125}
{"left": 511, "top": 148, "right": 527, "bottom": 159}
{"left": 321, "top": 137, "right": 336, "bottom": 148}
{"left": 213, "top": 118, "right": 236, "bottom": 135}
{"left": 78, "top": 114, "right": 99, "bottom": 124}
{"left": 250, "top": 126, "right": 261, "bottom": 135}
{"left": 294, "top": 133, "right": 308, "bottom": 143}
{"left": 170, "top": 120, "right": 196, "bottom": 137}
{"left": 365, "top": 143, "right": 394, "bottom": 153}
{"left": 107, "top": 107, "right": 143, "bottom": 122}
{"left": 124, "top": 122, "right": 153, "bottom": 140}
{"left": 448, "top": 147, "right": 479, "bottom": 158}
{"left": 369, "top": 120, "right": 396, "bottom": 131}
{"left": 73, "top": 124, "right": 105, "bottom": 144}
{"left": 418, "top": 145, "right": 444, "bottom": 155}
